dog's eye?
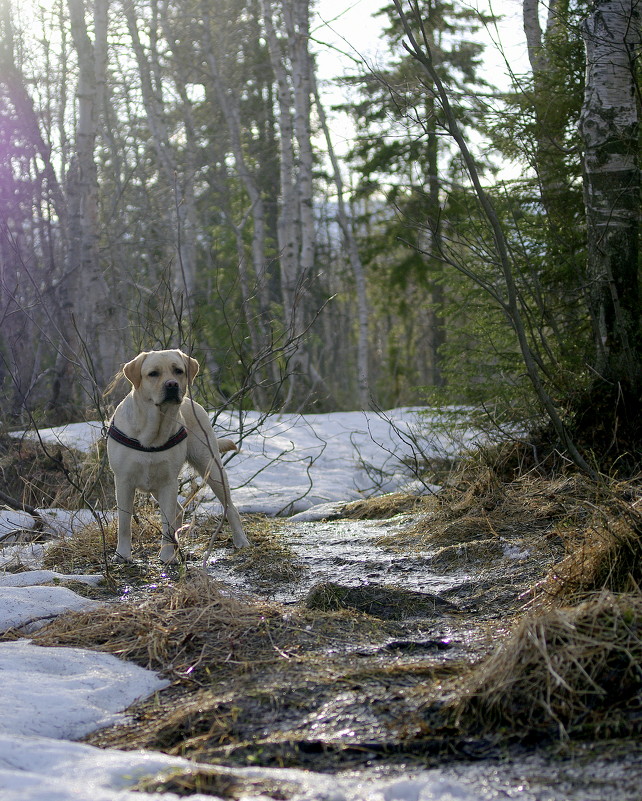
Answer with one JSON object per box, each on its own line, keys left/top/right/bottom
{"left": 173, "top": 367, "right": 184, "bottom": 375}
{"left": 148, "top": 370, "right": 160, "bottom": 377}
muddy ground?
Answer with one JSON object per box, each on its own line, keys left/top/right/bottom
{"left": 26, "top": 475, "right": 642, "bottom": 800}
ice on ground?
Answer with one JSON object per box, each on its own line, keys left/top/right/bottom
{"left": 0, "top": 641, "right": 169, "bottom": 740}
{"left": 202, "top": 407, "right": 454, "bottom": 515}
{"left": 288, "top": 501, "right": 348, "bottom": 521}
{"left": 0, "top": 570, "right": 102, "bottom": 587}
{"left": 0, "top": 511, "right": 35, "bottom": 539}
{"left": 0, "top": 733, "right": 485, "bottom": 801}
{"left": 14, "top": 408, "right": 465, "bottom": 517}
{"left": 0, "top": 585, "right": 101, "bottom": 632}
{"left": 36, "top": 509, "right": 112, "bottom": 538}
{"left": 0, "top": 509, "right": 112, "bottom": 544}
{"left": 9, "top": 420, "right": 104, "bottom": 452}
{"left": 0, "top": 543, "right": 47, "bottom": 570}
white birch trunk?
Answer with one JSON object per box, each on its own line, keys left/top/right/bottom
{"left": 261, "top": 0, "right": 300, "bottom": 340}
{"left": 578, "top": 0, "right": 641, "bottom": 384}
{"left": 261, "top": 0, "right": 333, "bottom": 408}
{"left": 65, "top": 0, "right": 122, "bottom": 394}
{"left": 284, "top": 0, "right": 315, "bottom": 287}
{"left": 523, "top": 0, "right": 547, "bottom": 74}
{"left": 312, "top": 73, "right": 370, "bottom": 408}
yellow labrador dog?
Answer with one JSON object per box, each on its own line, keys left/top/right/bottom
{"left": 107, "top": 349, "right": 249, "bottom": 563}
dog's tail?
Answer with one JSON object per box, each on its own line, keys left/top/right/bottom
{"left": 217, "top": 438, "right": 238, "bottom": 454}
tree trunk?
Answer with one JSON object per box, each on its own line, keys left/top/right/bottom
{"left": 424, "top": 100, "right": 445, "bottom": 389}
{"left": 522, "top": 0, "right": 571, "bottom": 223}
{"left": 283, "top": 0, "right": 315, "bottom": 291}
{"left": 199, "top": 1, "right": 272, "bottom": 336}
{"left": 523, "top": 0, "right": 548, "bottom": 74}
{"left": 312, "top": 72, "right": 370, "bottom": 407}
{"left": 64, "top": 0, "right": 121, "bottom": 400}
{"left": 123, "top": 0, "right": 197, "bottom": 315}
{"left": 578, "top": 0, "right": 641, "bottom": 387}
{"left": 261, "top": 0, "right": 300, "bottom": 338}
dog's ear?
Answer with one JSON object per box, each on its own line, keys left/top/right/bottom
{"left": 182, "top": 352, "right": 200, "bottom": 384}
{"left": 123, "top": 352, "right": 148, "bottom": 389}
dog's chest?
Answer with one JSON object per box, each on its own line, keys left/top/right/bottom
{"left": 134, "top": 455, "right": 181, "bottom": 492}
{"left": 110, "top": 442, "right": 186, "bottom": 493}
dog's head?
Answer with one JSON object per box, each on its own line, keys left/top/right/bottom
{"left": 123, "top": 349, "right": 199, "bottom": 405}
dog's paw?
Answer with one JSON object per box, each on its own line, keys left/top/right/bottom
{"left": 112, "top": 551, "right": 134, "bottom": 564}
{"left": 233, "top": 533, "right": 251, "bottom": 549}
{"left": 159, "top": 545, "right": 182, "bottom": 565}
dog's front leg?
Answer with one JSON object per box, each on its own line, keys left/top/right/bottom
{"left": 114, "top": 479, "right": 136, "bottom": 562}
{"left": 155, "top": 480, "right": 183, "bottom": 564}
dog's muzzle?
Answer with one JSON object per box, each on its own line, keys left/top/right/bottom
{"left": 162, "top": 381, "right": 182, "bottom": 404}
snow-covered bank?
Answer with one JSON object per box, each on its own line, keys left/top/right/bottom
{"left": 10, "top": 407, "right": 471, "bottom": 515}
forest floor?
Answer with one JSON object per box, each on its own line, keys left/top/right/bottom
{"left": 28, "top": 463, "right": 642, "bottom": 800}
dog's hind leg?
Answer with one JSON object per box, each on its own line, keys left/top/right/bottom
{"left": 188, "top": 451, "right": 249, "bottom": 549}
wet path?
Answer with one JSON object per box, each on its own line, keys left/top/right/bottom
{"left": 206, "top": 514, "right": 469, "bottom": 605}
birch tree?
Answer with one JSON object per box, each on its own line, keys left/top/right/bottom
{"left": 261, "top": 0, "right": 329, "bottom": 407}
{"left": 59, "top": 0, "right": 124, "bottom": 400}
{"left": 312, "top": 73, "right": 370, "bottom": 407}
{"left": 578, "top": 0, "right": 641, "bottom": 389}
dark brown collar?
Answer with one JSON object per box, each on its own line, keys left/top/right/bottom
{"left": 107, "top": 422, "right": 187, "bottom": 452}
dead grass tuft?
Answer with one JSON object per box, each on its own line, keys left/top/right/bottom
{"left": 339, "top": 492, "right": 431, "bottom": 520}
{"left": 426, "top": 538, "right": 508, "bottom": 571}
{"left": 43, "top": 519, "right": 119, "bottom": 574}
{"left": 134, "top": 766, "right": 300, "bottom": 799}
{"left": 207, "top": 515, "right": 306, "bottom": 586}
{"left": 34, "top": 571, "right": 288, "bottom": 679}
{"left": 41, "top": 502, "right": 172, "bottom": 576}
{"left": 453, "top": 591, "right": 642, "bottom": 740}
{"left": 304, "top": 581, "right": 457, "bottom": 619}
{"left": 541, "top": 500, "right": 642, "bottom": 602}
{"left": 373, "top": 473, "right": 595, "bottom": 563}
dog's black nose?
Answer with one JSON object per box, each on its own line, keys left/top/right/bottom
{"left": 163, "top": 380, "right": 181, "bottom": 403}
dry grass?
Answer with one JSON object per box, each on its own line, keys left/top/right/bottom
{"left": 34, "top": 570, "right": 395, "bottom": 681}
{"left": 541, "top": 501, "right": 642, "bottom": 602}
{"left": 339, "top": 492, "right": 431, "bottom": 520}
{"left": 43, "top": 519, "right": 119, "bottom": 574}
{"left": 0, "top": 433, "right": 114, "bottom": 510}
{"left": 40, "top": 505, "right": 303, "bottom": 591}
{"left": 134, "top": 767, "right": 301, "bottom": 799}
{"left": 34, "top": 571, "right": 424, "bottom": 764}
{"left": 210, "top": 515, "right": 306, "bottom": 586}
{"left": 304, "top": 581, "right": 457, "bottom": 619}
{"left": 34, "top": 571, "right": 292, "bottom": 678}
{"left": 15, "top": 437, "right": 642, "bottom": 759}
{"left": 370, "top": 474, "right": 596, "bottom": 557}
{"left": 453, "top": 591, "right": 642, "bottom": 740}
{"left": 425, "top": 538, "right": 509, "bottom": 571}
{"left": 41, "top": 502, "right": 174, "bottom": 580}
